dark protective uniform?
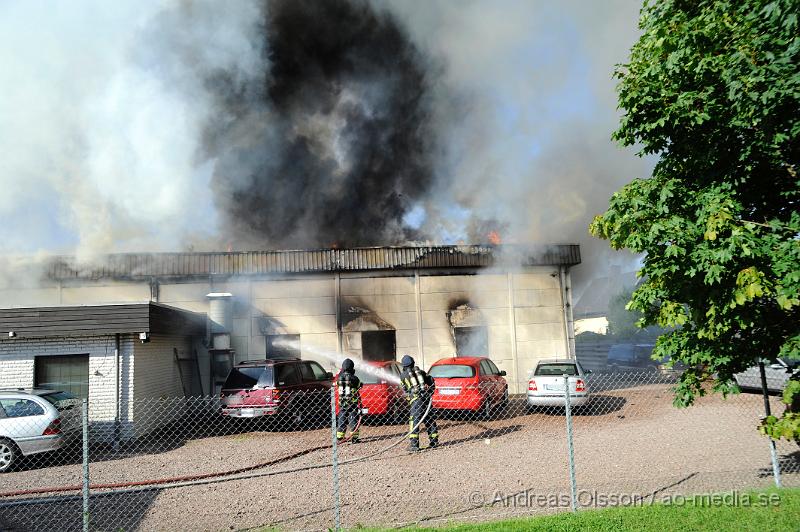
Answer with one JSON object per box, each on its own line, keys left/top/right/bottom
{"left": 336, "top": 371, "right": 362, "bottom": 443}
{"left": 400, "top": 365, "right": 438, "bottom": 450}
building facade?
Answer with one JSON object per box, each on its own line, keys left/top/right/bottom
{"left": 0, "top": 245, "right": 579, "bottom": 397}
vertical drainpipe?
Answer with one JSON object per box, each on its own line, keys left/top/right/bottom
{"left": 248, "top": 278, "right": 253, "bottom": 359}
{"left": 414, "top": 270, "right": 424, "bottom": 369}
{"left": 565, "top": 267, "right": 575, "bottom": 358}
{"left": 559, "top": 266, "right": 575, "bottom": 359}
{"left": 507, "top": 272, "right": 520, "bottom": 394}
{"left": 114, "top": 333, "right": 121, "bottom": 447}
{"left": 149, "top": 278, "right": 159, "bottom": 302}
{"left": 335, "top": 273, "right": 343, "bottom": 356}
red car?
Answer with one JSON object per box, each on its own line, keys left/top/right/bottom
{"left": 429, "top": 357, "right": 508, "bottom": 418}
{"left": 335, "top": 360, "right": 408, "bottom": 423}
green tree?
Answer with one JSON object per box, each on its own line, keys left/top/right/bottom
{"left": 590, "top": 0, "right": 800, "bottom": 431}
{"left": 607, "top": 285, "right": 667, "bottom": 340}
{"left": 607, "top": 287, "right": 642, "bottom": 338}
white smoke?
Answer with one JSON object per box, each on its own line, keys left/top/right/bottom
{"left": 0, "top": 0, "right": 263, "bottom": 260}
{"left": 378, "top": 0, "right": 651, "bottom": 283}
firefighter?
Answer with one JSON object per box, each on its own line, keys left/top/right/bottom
{"left": 336, "top": 358, "right": 362, "bottom": 443}
{"left": 400, "top": 355, "right": 439, "bottom": 451}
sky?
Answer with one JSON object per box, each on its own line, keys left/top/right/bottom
{"left": 0, "top": 0, "right": 651, "bottom": 290}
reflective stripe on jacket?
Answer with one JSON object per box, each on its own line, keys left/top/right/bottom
{"left": 337, "top": 372, "right": 361, "bottom": 404}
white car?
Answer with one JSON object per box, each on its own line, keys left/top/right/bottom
{"left": 733, "top": 359, "right": 796, "bottom": 393}
{"left": 0, "top": 389, "right": 81, "bottom": 473}
{"left": 527, "top": 359, "right": 590, "bottom": 409}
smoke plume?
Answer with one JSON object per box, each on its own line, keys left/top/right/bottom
{"left": 208, "top": 0, "right": 437, "bottom": 248}
{"left": 0, "top": 0, "right": 649, "bottom": 289}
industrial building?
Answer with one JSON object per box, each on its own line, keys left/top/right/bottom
{"left": 0, "top": 245, "right": 580, "bottom": 419}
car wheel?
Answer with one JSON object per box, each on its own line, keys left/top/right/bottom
{"left": 481, "top": 397, "right": 493, "bottom": 420}
{"left": 288, "top": 409, "right": 305, "bottom": 430}
{"left": 499, "top": 389, "right": 509, "bottom": 413}
{"left": 0, "top": 439, "right": 19, "bottom": 473}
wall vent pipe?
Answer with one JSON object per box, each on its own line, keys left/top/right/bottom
{"left": 207, "top": 293, "right": 233, "bottom": 350}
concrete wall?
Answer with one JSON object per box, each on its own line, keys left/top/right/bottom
{"left": 0, "top": 281, "right": 150, "bottom": 307}
{"left": 340, "top": 274, "right": 416, "bottom": 360}
{"left": 130, "top": 334, "right": 195, "bottom": 438}
{"left": 0, "top": 266, "right": 573, "bottom": 394}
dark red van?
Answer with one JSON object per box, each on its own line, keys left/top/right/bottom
{"left": 220, "top": 358, "right": 333, "bottom": 429}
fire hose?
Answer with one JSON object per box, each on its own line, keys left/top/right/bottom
{"left": 0, "top": 395, "right": 433, "bottom": 502}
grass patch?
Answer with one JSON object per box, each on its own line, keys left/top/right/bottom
{"left": 367, "top": 488, "right": 800, "bottom": 532}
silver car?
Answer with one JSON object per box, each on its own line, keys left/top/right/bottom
{"left": 0, "top": 389, "right": 81, "bottom": 473}
{"left": 527, "top": 359, "right": 590, "bottom": 409}
{"left": 733, "top": 359, "right": 797, "bottom": 393}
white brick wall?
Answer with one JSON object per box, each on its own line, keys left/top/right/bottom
{"left": 0, "top": 356, "right": 34, "bottom": 389}
{"left": 0, "top": 333, "right": 195, "bottom": 439}
{"left": 0, "top": 335, "right": 125, "bottom": 421}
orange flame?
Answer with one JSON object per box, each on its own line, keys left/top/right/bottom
{"left": 488, "top": 231, "right": 502, "bottom": 245}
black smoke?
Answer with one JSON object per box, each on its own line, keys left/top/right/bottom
{"left": 206, "top": 0, "right": 437, "bottom": 249}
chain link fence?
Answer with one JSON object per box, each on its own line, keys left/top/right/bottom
{"left": 1, "top": 369, "right": 797, "bottom": 531}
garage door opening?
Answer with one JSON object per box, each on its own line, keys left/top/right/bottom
{"left": 35, "top": 354, "right": 89, "bottom": 399}
{"left": 361, "top": 330, "right": 396, "bottom": 362}
{"left": 454, "top": 326, "right": 488, "bottom": 357}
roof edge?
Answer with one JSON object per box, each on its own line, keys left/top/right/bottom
{"left": 43, "top": 244, "right": 581, "bottom": 280}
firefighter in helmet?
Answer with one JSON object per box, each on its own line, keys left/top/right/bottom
{"left": 336, "top": 358, "right": 362, "bottom": 443}
{"left": 400, "top": 355, "right": 439, "bottom": 451}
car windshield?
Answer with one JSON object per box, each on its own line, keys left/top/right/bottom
{"left": 429, "top": 365, "right": 476, "bottom": 378}
{"left": 535, "top": 363, "right": 578, "bottom": 376}
{"left": 223, "top": 367, "right": 271, "bottom": 389}
{"left": 40, "top": 391, "right": 78, "bottom": 407}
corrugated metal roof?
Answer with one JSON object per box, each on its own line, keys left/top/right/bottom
{"left": 46, "top": 244, "right": 580, "bottom": 280}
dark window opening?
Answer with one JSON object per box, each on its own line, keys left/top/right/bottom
{"left": 361, "top": 330, "right": 396, "bottom": 362}
{"left": 267, "top": 334, "right": 300, "bottom": 359}
{"left": 35, "top": 354, "right": 89, "bottom": 399}
{"left": 454, "top": 326, "right": 488, "bottom": 357}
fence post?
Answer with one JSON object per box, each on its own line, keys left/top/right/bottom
{"left": 563, "top": 374, "right": 577, "bottom": 512}
{"left": 330, "top": 385, "right": 341, "bottom": 530}
{"left": 759, "top": 362, "right": 782, "bottom": 488}
{"left": 82, "top": 398, "right": 90, "bottom": 532}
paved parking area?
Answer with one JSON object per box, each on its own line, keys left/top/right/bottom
{"left": 0, "top": 385, "right": 797, "bottom": 530}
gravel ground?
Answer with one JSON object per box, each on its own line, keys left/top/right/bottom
{"left": 0, "top": 384, "right": 797, "bottom": 531}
